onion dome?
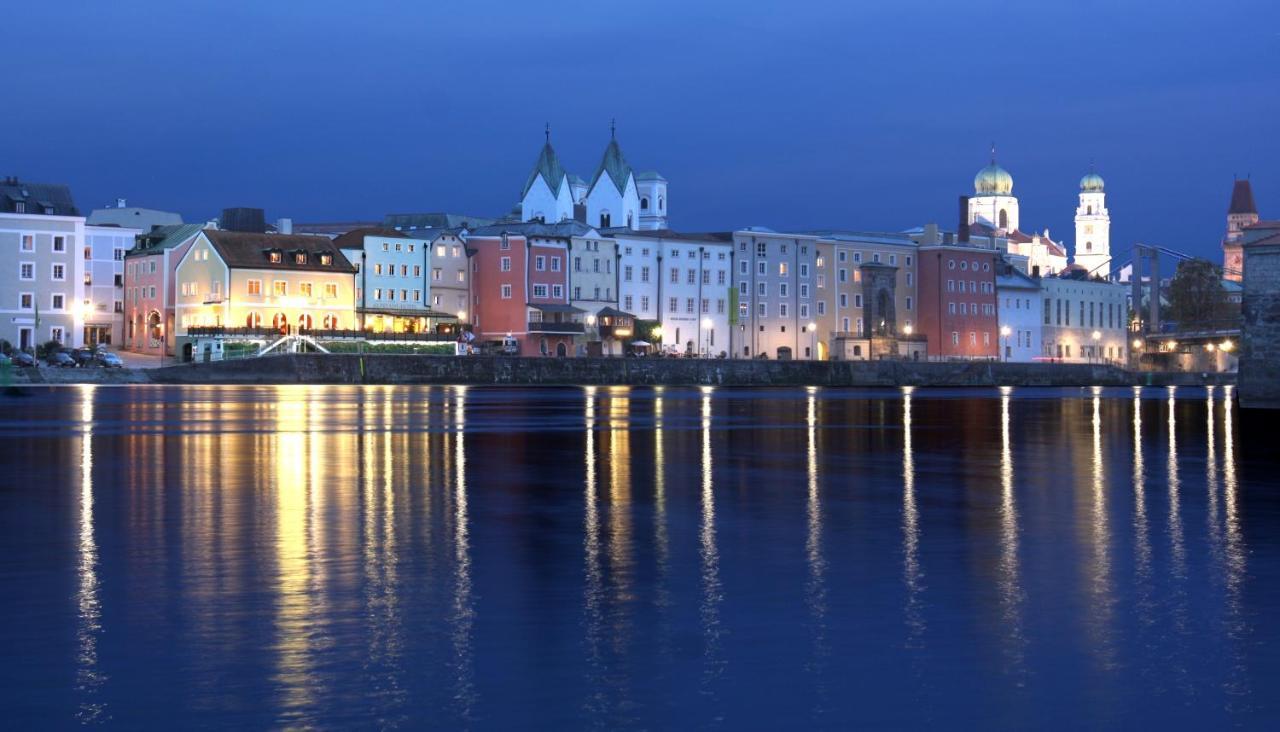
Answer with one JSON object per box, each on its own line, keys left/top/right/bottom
{"left": 1079, "top": 171, "right": 1105, "bottom": 192}
{"left": 974, "top": 163, "right": 1013, "bottom": 196}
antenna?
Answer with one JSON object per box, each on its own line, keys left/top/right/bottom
{"left": 611, "top": 118, "right": 616, "bottom": 140}
{"left": 545, "top": 123, "right": 550, "bottom": 144}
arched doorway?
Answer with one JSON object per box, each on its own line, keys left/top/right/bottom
{"left": 323, "top": 314, "right": 338, "bottom": 330}
{"left": 998, "top": 209, "right": 1008, "bottom": 229}
{"left": 556, "top": 341, "right": 568, "bottom": 357}
{"left": 297, "top": 313, "right": 313, "bottom": 332}
{"left": 272, "top": 312, "right": 288, "bottom": 334}
{"left": 246, "top": 311, "right": 262, "bottom": 328}
{"left": 147, "top": 311, "right": 162, "bottom": 345}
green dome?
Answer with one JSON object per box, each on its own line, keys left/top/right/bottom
{"left": 974, "top": 163, "right": 1013, "bottom": 195}
{"left": 1079, "top": 172, "right": 1105, "bottom": 192}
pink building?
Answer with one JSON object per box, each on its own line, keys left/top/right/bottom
{"left": 468, "top": 226, "right": 584, "bottom": 356}
{"left": 122, "top": 224, "right": 204, "bottom": 357}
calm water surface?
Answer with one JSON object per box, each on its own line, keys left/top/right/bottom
{"left": 1, "top": 385, "right": 1277, "bottom": 729}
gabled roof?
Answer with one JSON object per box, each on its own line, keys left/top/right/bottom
{"left": 468, "top": 221, "right": 598, "bottom": 239}
{"left": 382, "top": 212, "right": 495, "bottom": 230}
{"left": 331, "top": 227, "right": 408, "bottom": 250}
{"left": 590, "top": 138, "right": 634, "bottom": 196}
{"left": 126, "top": 223, "right": 206, "bottom": 257}
{"left": 201, "top": 230, "right": 357, "bottom": 273}
{"left": 0, "top": 177, "right": 79, "bottom": 216}
{"left": 1229, "top": 179, "right": 1258, "bottom": 215}
{"left": 607, "top": 228, "right": 734, "bottom": 243}
{"left": 522, "top": 142, "right": 568, "bottom": 199}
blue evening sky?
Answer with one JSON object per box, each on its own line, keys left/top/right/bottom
{"left": 5, "top": 0, "right": 1277, "bottom": 263}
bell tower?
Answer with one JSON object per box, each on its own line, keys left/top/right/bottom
{"left": 1073, "top": 168, "right": 1110, "bottom": 279}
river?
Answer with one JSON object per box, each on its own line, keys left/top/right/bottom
{"left": 0, "top": 385, "right": 1275, "bottom": 729}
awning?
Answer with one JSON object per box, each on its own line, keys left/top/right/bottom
{"left": 358, "top": 307, "right": 458, "bottom": 319}
{"left": 630, "top": 340, "right": 652, "bottom": 347}
{"left": 527, "top": 303, "right": 585, "bottom": 314}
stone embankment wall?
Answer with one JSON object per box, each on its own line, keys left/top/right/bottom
{"left": 1241, "top": 234, "right": 1280, "bottom": 409}
{"left": 139, "top": 354, "right": 1230, "bottom": 388}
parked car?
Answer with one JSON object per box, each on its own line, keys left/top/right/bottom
{"left": 95, "top": 352, "right": 124, "bottom": 369}
{"left": 11, "top": 351, "right": 36, "bottom": 368}
{"left": 71, "top": 348, "right": 97, "bottom": 367}
{"left": 46, "top": 351, "right": 76, "bottom": 368}
{"left": 0, "top": 353, "right": 10, "bottom": 367}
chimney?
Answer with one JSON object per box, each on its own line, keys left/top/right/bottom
{"left": 923, "top": 223, "right": 939, "bottom": 245}
{"left": 276, "top": 218, "right": 293, "bottom": 235}
{"left": 1032, "top": 265, "right": 1041, "bottom": 278}
{"left": 958, "top": 196, "right": 970, "bottom": 242}
{"left": 116, "top": 197, "right": 127, "bottom": 208}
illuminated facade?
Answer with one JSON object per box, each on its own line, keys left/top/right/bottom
{"left": 123, "top": 224, "right": 204, "bottom": 357}
{"left": 1039, "top": 273, "right": 1129, "bottom": 363}
{"left": 336, "top": 227, "right": 459, "bottom": 334}
{"left": 173, "top": 230, "right": 357, "bottom": 336}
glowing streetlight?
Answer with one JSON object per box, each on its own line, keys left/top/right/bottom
{"left": 903, "top": 324, "right": 913, "bottom": 336}
{"left": 1220, "top": 339, "right": 1234, "bottom": 352}
{"left": 1132, "top": 338, "right": 1143, "bottom": 350}
{"left": 456, "top": 310, "right": 467, "bottom": 322}
{"left": 1205, "top": 342, "right": 1215, "bottom": 352}
{"left": 1165, "top": 340, "right": 1177, "bottom": 352}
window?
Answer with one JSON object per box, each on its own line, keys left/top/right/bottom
{"left": 948, "top": 260, "right": 956, "bottom": 270}
{"left": 53, "top": 236, "right": 65, "bottom": 253}
{"left": 19, "top": 262, "right": 34, "bottom": 280}
{"left": 854, "top": 294, "right": 863, "bottom": 308}
{"left": 952, "top": 332, "right": 960, "bottom": 345}
{"left": 757, "top": 261, "right": 766, "bottom": 275}
{"left": 553, "top": 284, "right": 564, "bottom": 299}
{"left": 873, "top": 253, "right": 881, "bottom": 263}
{"left": 51, "top": 264, "right": 65, "bottom": 281}
{"left": 838, "top": 250, "right": 847, "bottom": 263}
{"left": 293, "top": 251, "right": 307, "bottom": 264}
{"left": 269, "top": 250, "right": 283, "bottom": 264}
{"left": 624, "top": 295, "right": 634, "bottom": 310}
{"left": 800, "top": 284, "right": 809, "bottom": 298}
{"left": 51, "top": 294, "right": 65, "bottom": 310}
{"left": 501, "top": 284, "right": 513, "bottom": 299}
{"left": 320, "top": 253, "right": 333, "bottom": 265}
{"left": 453, "top": 246, "right": 462, "bottom": 257}
{"left": 687, "top": 269, "right": 696, "bottom": 284}
{"left": 21, "top": 235, "right": 34, "bottom": 252}
{"left": 247, "top": 279, "right": 262, "bottom": 295}
{"left": 949, "top": 303, "right": 956, "bottom": 315}
{"left": 740, "top": 261, "right": 748, "bottom": 275}
{"left": 19, "top": 293, "right": 33, "bottom": 310}
{"left": 640, "top": 296, "right": 650, "bottom": 312}
{"left": 839, "top": 293, "right": 848, "bottom": 308}
{"left": 400, "top": 264, "right": 408, "bottom": 276}
{"left": 779, "top": 262, "right": 788, "bottom": 276}
{"left": 535, "top": 255, "right": 546, "bottom": 271}
{"left": 799, "top": 263, "right": 809, "bottom": 277}
{"left": 890, "top": 255, "right": 897, "bottom": 265}
{"left": 669, "top": 297, "right": 678, "bottom": 313}
{"left": 756, "top": 242, "right": 767, "bottom": 257}
{"left": 780, "top": 303, "right": 789, "bottom": 317}
{"left": 273, "top": 281, "right": 287, "bottom": 296}
{"left": 299, "top": 282, "right": 313, "bottom": 297}
{"left": 970, "top": 332, "right": 977, "bottom": 345}
{"left": 532, "top": 284, "right": 548, "bottom": 298}
{"left": 817, "top": 301, "right": 826, "bottom": 316}
{"left": 324, "top": 283, "right": 338, "bottom": 298}
{"left": 702, "top": 298, "right": 710, "bottom": 314}
{"left": 853, "top": 252, "right": 862, "bottom": 263}
{"left": 500, "top": 257, "right": 512, "bottom": 272}
{"left": 686, "top": 298, "right": 695, "bottom": 314}
{"left": 800, "top": 303, "right": 809, "bottom": 318}
{"left": 758, "top": 303, "right": 767, "bottom": 317}
{"left": 413, "top": 265, "right": 421, "bottom": 277}
{"left": 779, "top": 283, "right": 789, "bottom": 297}
{"left": 670, "top": 267, "right": 679, "bottom": 284}
{"left": 624, "top": 265, "right": 633, "bottom": 282}
{"left": 641, "top": 266, "right": 650, "bottom": 283}
{"left": 757, "top": 282, "right": 767, "bottom": 296}
{"left": 500, "top": 237, "right": 511, "bottom": 250}
{"left": 839, "top": 268, "right": 847, "bottom": 283}
{"left": 717, "top": 270, "right": 726, "bottom": 285}
{"left": 433, "top": 268, "right": 443, "bottom": 281}
{"left": 702, "top": 270, "right": 710, "bottom": 285}
{"left": 906, "top": 296, "right": 912, "bottom": 311}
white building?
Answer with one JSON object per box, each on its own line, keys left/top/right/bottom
{"left": 733, "top": 228, "right": 821, "bottom": 359}
{"left": 612, "top": 229, "right": 734, "bottom": 356}
{"left": 84, "top": 224, "right": 140, "bottom": 346}
{"left": 1073, "top": 171, "right": 1111, "bottom": 279}
{"left": 0, "top": 176, "right": 88, "bottom": 350}
{"left": 335, "top": 227, "right": 452, "bottom": 333}
{"left": 87, "top": 198, "right": 183, "bottom": 233}
{"left": 520, "top": 126, "right": 666, "bottom": 231}
{"left": 1040, "top": 273, "right": 1129, "bottom": 363}
{"left": 995, "top": 264, "right": 1042, "bottom": 362}
{"left": 966, "top": 152, "right": 1069, "bottom": 277}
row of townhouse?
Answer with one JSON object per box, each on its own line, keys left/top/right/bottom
{"left": 2, "top": 177, "right": 136, "bottom": 351}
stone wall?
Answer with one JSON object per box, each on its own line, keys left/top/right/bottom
{"left": 1240, "top": 235, "right": 1280, "bottom": 409}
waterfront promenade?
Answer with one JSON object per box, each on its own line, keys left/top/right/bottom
{"left": 7, "top": 355, "right": 1234, "bottom": 388}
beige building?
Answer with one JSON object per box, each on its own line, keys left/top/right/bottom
{"left": 811, "top": 231, "right": 919, "bottom": 360}
{"left": 1040, "top": 272, "right": 1129, "bottom": 363}
{"left": 174, "top": 230, "right": 357, "bottom": 338}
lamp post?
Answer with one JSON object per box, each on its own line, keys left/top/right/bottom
{"left": 701, "top": 317, "right": 713, "bottom": 358}
{"left": 1000, "top": 324, "right": 1011, "bottom": 362}
{"left": 1091, "top": 330, "right": 1101, "bottom": 364}
{"left": 807, "top": 321, "right": 817, "bottom": 361}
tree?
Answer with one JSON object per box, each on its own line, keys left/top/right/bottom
{"left": 1166, "top": 259, "right": 1236, "bottom": 329}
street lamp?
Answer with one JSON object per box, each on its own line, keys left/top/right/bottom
{"left": 903, "top": 324, "right": 913, "bottom": 336}
{"left": 807, "top": 321, "right": 817, "bottom": 361}
{"left": 1000, "top": 325, "right": 1011, "bottom": 362}
{"left": 1220, "top": 339, "right": 1234, "bottom": 352}
{"left": 701, "top": 317, "right": 713, "bottom": 357}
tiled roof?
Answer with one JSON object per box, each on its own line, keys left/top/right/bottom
{"left": 1229, "top": 180, "right": 1258, "bottom": 215}
{"left": 331, "top": 227, "right": 408, "bottom": 250}
{"left": 382, "top": 212, "right": 495, "bottom": 230}
{"left": 0, "top": 177, "right": 79, "bottom": 216}
{"left": 590, "top": 139, "right": 633, "bottom": 196}
{"left": 126, "top": 223, "right": 206, "bottom": 257}
{"left": 202, "top": 230, "right": 357, "bottom": 273}
{"left": 468, "top": 221, "right": 597, "bottom": 238}
{"left": 522, "top": 142, "right": 568, "bottom": 199}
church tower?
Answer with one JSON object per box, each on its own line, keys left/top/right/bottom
{"left": 1073, "top": 169, "right": 1110, "bottom": 279}
{"left": 969, "top": 147, "right": 1019, "bottom": 233}
{"left": 585, "top": 121, "right": 640, "bottom": 230}
{"left": 1222, "top": 179, "right": 1258, "bottom": 282}
{"left": 520, "top": 125, "right": 574, "bottom": 224}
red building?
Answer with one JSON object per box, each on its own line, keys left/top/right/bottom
{"left": 917, "top": 244, "right": 999, "bottom": 359}
{"left": 468, "top": 227, "right": 584, "bottom": 356}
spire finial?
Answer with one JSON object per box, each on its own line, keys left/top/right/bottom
{"left": 611, "top": 118, "right": 616, "bottom": 140}
{"left": 990, "top": 141, "right": 997, "bottom": 164}
{"left": 545, "top": 122, "right": 550, "bottom": 145}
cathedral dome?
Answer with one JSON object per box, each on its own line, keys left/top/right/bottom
{"left": 974, "top": 163, "right": 1013, "bottom": 196}
{"left": 1079, "top": 172, "right": 1105, "bottom": 192}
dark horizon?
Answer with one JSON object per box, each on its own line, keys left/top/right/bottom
{"left": 5, "top": 0, "right": 1277, "bottom": 264}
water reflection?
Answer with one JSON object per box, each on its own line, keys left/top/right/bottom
{"left": 1132, "top": 388, "right": 1154, "bottom": 637}
{"left": 75, "top": 385, "right": 105, "bottom": 724}
{"left": 804, "top": 387, "right": 829, "bottom": 717}
{"left": 450, "top": 386, "right": 476, "bottom": 721}
{"left": 1087, "top": 387, "right": 1115, "bottom": 669}
{"left": 700, "top": 387, "right": 724, "bottom": 702}
{"left": 997, "top": 387, "right": 1025, "bottom": 676}
{"left": 582, "top": 386, "right": 604, "bottom": 720}
{"left": 901, "top": 387, "right": 923, "bottom": 646}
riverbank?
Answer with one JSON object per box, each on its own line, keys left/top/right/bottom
{"left": 3, "top": 355, "right": 1236, "bottom": 388}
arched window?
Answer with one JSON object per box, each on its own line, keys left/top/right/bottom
{"left": 323, "top": 314, "right": 338, "bottom": 330}
{"left": 540, "top": 337, "right": 549, "bottom": 356}
{"left": 626, "top": 212, "right": 633, "bottom": 228}
{"left": 148, "top": 311, "right": 162, "bottom": 342}
{"left": 272, "top": 312, "right": 288, "bottom": 332}
{"left": 998, "top": 209, "right": 1008, "bottom": 229}
{"left": 640, "top": 197, "right": 649, "bottom": 211}
{"left": 246, "top": 311, "right": 262, "bottom": 328}
{"left": 1085, "top": 241, "right": 1093, "bottom": 252}
{"left": 658, "top": 196, "right": 664, "bottom": 211}
{"left": 297, "top": 313, "right": 313, "bottom": 331}
{"left": 1086, "top": 205, "right": 1093, "bottom": 215}
{"left": 599, "top": 212, "right": 611, "bottom": 228}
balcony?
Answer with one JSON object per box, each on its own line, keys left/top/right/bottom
{"left": 527, "top": 320, "right": 585, "bottom": 334}
{"left": 203, "top": 293, "right": 225, "bottom": 304}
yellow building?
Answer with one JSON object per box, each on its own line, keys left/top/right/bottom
{"left": 174, "top": 230, "right": 357, "bottom": 335}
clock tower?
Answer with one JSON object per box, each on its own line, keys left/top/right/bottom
{"left": 1223, "top": 179, "right": 1258, "bottom": 283}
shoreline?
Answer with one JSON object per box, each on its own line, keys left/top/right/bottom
{"left": 4, "top": 354, "right": 1235, "bottom": 389}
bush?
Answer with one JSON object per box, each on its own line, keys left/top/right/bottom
{"left": 39, "top": 339, "right": 65, "bottom": 358}
{"left": 0, "top": 339, "right": 10, "bottom": 356}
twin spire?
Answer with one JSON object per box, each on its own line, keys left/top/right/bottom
{"left": 524, "top": 120, "right": 632, "bottom": 198}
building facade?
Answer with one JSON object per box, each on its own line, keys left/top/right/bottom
{"left": 1223, "top": 179, "right": 1259, "bottom": 282}
{"left": 83, "top": 224, "right": 138, "bottom": 346}
{"left": 733, "top": 229, "right": 820, "bottom": 359}
{"left": 467, "top": 229, "right": 582, "bottom": 357}
{"left": 173, "top": 231, "right": 357, "bottom": 339}
{"left": 810, "top": 231, "right": 919, "bottom": 360}
{"left": 995, "top": 264, "right": 1043, "bottom": 362}
{"left": 336, "top": 227, "right": 457, "bottom": 333}
{"left": 123, "top": 224, "right": 205, "bottom": 357}
{"left": 1039, "top": 273, "right": 1129, "bottom": 363}
{"left": 0, "top": 177, "right": 86, "bottom": 350}
{"left": 917, "top": 243, "right": 1000, "bottom": 359}
{"left": 1073, "top": 171, "right": 1111, "bottom": 279}
{"left": 612, "top": 230, "right": 734, "bottom": 356}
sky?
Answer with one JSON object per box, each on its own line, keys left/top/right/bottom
{"left": 5, "top": 0, "right": 1278, "bottom": 264}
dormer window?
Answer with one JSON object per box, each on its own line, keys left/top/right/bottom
{"left": 319, "top": 253, "right": 332, "bottom": 265}
{"left": 268, "top": 250, "right": 283, "bottom": 264}
{"left": 294, "top": 251, "right": 307, "bottom": 264}
{"left": 13, "top": 201, "right": 24, "bottom": 213}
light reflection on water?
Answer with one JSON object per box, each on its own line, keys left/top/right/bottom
{"left": 2, "top": 384, "right": 1274, "bottom": 729}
